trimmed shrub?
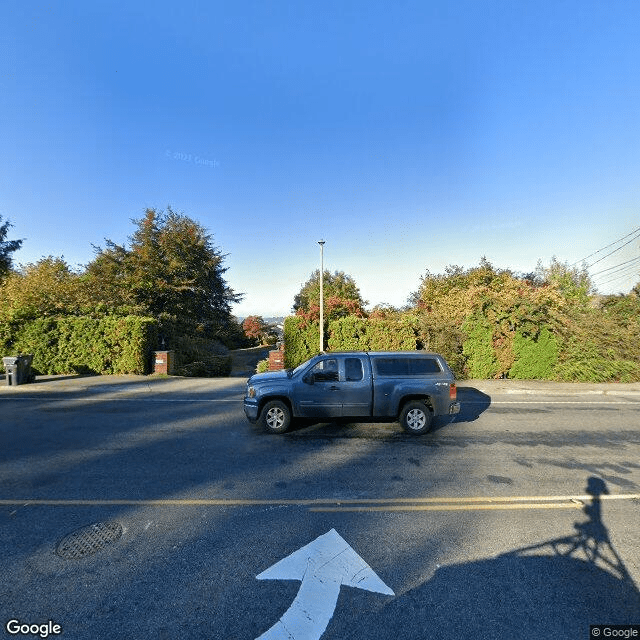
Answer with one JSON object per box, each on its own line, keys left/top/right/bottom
{"left": 328, "top": 316, "right": 419, "bottom": 352}
{"left": 0, "top": 315, "right": 157, "bottom": 375}
{"left": 553, "top": 337, "right": 640, "bottom": 382}
{"left": 462, "top": 316, "right": 500, "bottom": 379}
{"left": 327, "top": 316, "right": 369, "bottom": 351}
{"left": 176, "top": 356, "right": 232, "bottom": 377}
{"left": 509, "top": 326, "right": 559, "bottom": 379}
{"left": 366, "top": 316, "right": 419, "bottom": 351}
{"left": 552, "top": 304, "right": 640, "bottom": 382}
{"left": 256, "top": 359, "right": 269, "bottom": 373}
{"left": 283, "top": 316, "right": 320, "bottom": 368}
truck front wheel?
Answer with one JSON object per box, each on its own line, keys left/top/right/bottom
{"left": 400, "top": 401, "right": 433, "bottom": 435}
{"left": 260, "top": 400, "right": 292, "bottom": 434}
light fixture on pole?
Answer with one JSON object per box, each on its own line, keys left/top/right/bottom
{"left": 318, "top": 240, "right": 325, "bottom": 353}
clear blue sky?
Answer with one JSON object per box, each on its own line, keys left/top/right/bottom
{"left": 1, "top": 1, "right": 639, "bottom": 317}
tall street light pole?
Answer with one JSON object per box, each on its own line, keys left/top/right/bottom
{"left": 318, "top": 240, "right": 325, "bottom": 353}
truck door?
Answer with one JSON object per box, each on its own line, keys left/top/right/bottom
{"left": 341, "top": 356, "right": 372, "bottom": 417}
{"left": 295, "top": 357, "right": 342, "bottom": 418}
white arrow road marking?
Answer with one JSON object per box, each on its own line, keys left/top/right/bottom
{"left": 255, "top": 528, "right": 394, "bottom": 640}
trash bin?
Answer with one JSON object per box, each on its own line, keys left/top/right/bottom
{"left": 2, "top": 354, "right": 34, "bottom": 386}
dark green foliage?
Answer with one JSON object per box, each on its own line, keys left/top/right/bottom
{"left": 0, "top": 216, "right": 23, "bottom": 279}
{"left": 0, "top": 316, "right": 157, "bottom": 375}
{"left": 326, "top": 316, "right": 369, "bottom": 351}
{"left": 283, "top": 316, "right": 320, "bottom": 368}
{"left": 415, "top": 315, "right": 466, "bottom": 379}
{"left": 327, "top": 316, "right": 419, "bottom": 352}
{"left": 510, "top": 326, "right": 559, "bottom": 379}
{"left": 155, "top": 315, "right": 235, "bottom": 377}
{"left": 86, "top": 207, "right": 243, "bottom": 343}
{"left": 175, "top": 356, "right": 232, "bottom": 377}
{"left": 0, "top": 209, "right": 247, "bottom": 378}
{"left": 552, "top": 301, "right": 640, "bottom": 382}
{"left": 461, "top": 316, "right": 500, "bottom": 379}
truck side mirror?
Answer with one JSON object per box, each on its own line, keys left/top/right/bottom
{"left": 303, "top": 374, "right": 314, "bottom": 385}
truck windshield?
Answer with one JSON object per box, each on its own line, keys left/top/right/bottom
{"left": 289, "top": 358, "right": 319, "bottom": 378}
{"left": 288, "top": 362, "right": 308, "bottom": 377}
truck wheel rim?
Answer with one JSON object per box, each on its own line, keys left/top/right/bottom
{"left": 407, "top": 409, "right": 426, "bottom": 430}
{"left": 267, "top": 408, "right": 284, "bottom": 428}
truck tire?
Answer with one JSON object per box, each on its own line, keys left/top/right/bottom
{"left": 400, "top": 400, "right": 433, "bottom": 435}
{"left": 260, "top": 400, "right": 291, "bottom": 434}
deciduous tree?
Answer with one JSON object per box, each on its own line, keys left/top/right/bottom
{"left": 293, "top": 270, "right": 367, "bottom": 318}
{"left": 0, "top": 257, "right": 86, "bottom": 324}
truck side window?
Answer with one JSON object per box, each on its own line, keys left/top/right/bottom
{"left": 345, "top": 358, "right": 364, "bottom": 382}
{"left": 374, "top": 357, "right": 442, "bottom": 376}
{"left": 310, "top": 359, "right": 339, "bottom": 382}
{"left": 409, "top": 358, "right": 442, "bottom": 374}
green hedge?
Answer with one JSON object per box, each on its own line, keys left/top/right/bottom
{"left": 283, "top": 298, "right": 640, "bottom": 382}
{"left": 552, "top": 335, "right": 640, "bottom": 382}
{"left": 328, "top": 316, "right": 419, "bottom": 351}
{"left": 283, "top": 316, "right": 320, "bottom": 368}
{"left": 461, "top": 316, "right": 500, "bottom": 379}
{"left": 0, "top": 315, "right": 158, "bottom": 375}
{"left": 509, "top": 326, "right": 559, "bottom": 379}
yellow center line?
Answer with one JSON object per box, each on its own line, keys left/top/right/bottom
{"left": 309, "top": 503, "right": 587, "bottom": 512}
{"left": 1, "top": 493, "right": 639, "bottom": 511}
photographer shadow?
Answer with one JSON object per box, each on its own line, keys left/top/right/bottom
{"left": 344, "top": 476, "right": 640, "bottom": 639}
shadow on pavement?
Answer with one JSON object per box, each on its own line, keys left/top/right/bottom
{"left": 336, "top": 476, "right": 640, "bottom": 639}
{"left": 279, "top": 386, "right": 492, "bottom": 439}
{"left": 452, "top": 386, "right": 492, "bottom": 423}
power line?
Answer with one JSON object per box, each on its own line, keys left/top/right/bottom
{"left": 592, "top": 255, "right": 640, "bottom": 278}
{"left": 586, "top": 232, "right": 640, "bottom": 269}
{"left": 596, "top": 272, "right": 640, "bottom": 288}
{"left": 570, "top": 226, "right": 640, "bottom": 268}
{"left": 596, "top": 266, "right": 640, "bottom": 283}
{"left": 595, "top": 263, "right": 640, "bottom": 287}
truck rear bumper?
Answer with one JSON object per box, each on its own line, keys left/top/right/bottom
{"left": 449, "top": 402, "right": 461, "bottom": 415}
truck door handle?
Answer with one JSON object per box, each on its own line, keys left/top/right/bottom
{"left": 329, "top": 386, "right": 340, "bottom": 391}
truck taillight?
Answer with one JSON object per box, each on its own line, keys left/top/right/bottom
{"left": 449, "top": 383, "right": 457, "bottom": 400}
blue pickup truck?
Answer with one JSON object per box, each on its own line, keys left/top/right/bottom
{"left": 243, "top": 351, "right": 460, "bottom": 435}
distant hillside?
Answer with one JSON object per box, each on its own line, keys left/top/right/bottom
{"left": 235, "top": 316, "right": 286, "bottom": 325}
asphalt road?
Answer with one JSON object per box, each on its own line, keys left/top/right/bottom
{"left": 1, "top": 375, "right": 639, "bottom": 639}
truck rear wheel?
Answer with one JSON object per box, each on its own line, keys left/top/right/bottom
{"left": 400, "top": 400, "right": 433, "bottom": 435}
{"left": 260, "top": 400, "right": 291, "bottom": 434}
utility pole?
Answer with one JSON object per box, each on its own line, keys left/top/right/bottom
{"left": 318, "top": 240, "right": 325, "bottom": 353}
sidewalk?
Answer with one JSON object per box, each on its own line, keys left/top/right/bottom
{"left": 0, "top": 373, "right": 247, "bottom": 396}
{"left": 1, "top": 373, "right": 640, "bottom": 397}
{"left": 458, "top": 379, "right": 640, "bottom": 397}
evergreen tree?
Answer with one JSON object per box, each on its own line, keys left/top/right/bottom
{"left": 0, "top": 216, "right": 23, "bottom": 279}
{"left": 86, "top": 207, "right": 243, "bottom": 338}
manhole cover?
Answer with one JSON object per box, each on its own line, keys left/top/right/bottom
{"left": 56, "top": 521, "right": 123, "bottom": 559}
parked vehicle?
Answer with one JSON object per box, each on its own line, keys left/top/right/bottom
{"left": 243, "top": 351, "right": 460, "bottom": 434}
